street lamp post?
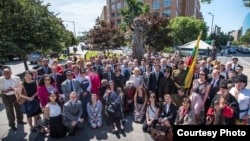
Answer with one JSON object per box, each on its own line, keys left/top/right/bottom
{"left": 62, "top": 20, "right": 76, "bottom": 37}
{"left": 208, "top": 12, "right": 214, "bottom": 35}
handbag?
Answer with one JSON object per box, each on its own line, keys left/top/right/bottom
{"left": 150, "top": 127, "right": 166, "bottom": 141}
{"left": 24, "top": 99, "right": 41, "bottom": 115}
{"left": 17, "top": 83, "right": 27, "bottom": 105}
{"left": 106, "top": 103, "right": 118, "bottom": 113}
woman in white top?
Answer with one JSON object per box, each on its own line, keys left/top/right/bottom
{"left": 129, "top": 67, "right": 143, "bottom": 88}
{"left": 44, "top": 92, "right": 67, "bottom": 138}
{"left": 142, "top": 93, "right": 159, "bottom": 133}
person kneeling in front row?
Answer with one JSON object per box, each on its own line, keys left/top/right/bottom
{"left": 62, "top": 92, "right": 84, "bottom": 136}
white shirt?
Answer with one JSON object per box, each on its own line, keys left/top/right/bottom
{"left": 230, "top": 87, "right": 250, "bottom": 119}
{"left": 47, "top": 103, "right": 61, "bottom": 117}
{"left": 4, "top": 79, "right": 15, "bottom": 95}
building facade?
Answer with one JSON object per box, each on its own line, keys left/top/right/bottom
{"left": 228, "top": 28, "right": 242, "bottom": 41}
{"left": 102, "top": 0, "right": 201, "bottom": 27}
{"left": 242, "top": 12, "right": 250, "bottom": 35}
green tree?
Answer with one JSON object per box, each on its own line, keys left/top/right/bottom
{"left": 142, "top": 14, "right": 172, "bottom": 52}
{"left": 213, "top": 32, "right": 232, "bottom": 47}
{"left": 120, "top": 0, "right": 150, "bottom": 30}
{"left": 169, "top": 17, "right": 207, "bottom": 45}
{"left": 87, "top": 19, "right": 125, "bottom": 55}
{"left": 0, "top": 0, "right": 75, "bottom": 70}
{"left": 240, "top": 29, "right": 250, "bottom": 44}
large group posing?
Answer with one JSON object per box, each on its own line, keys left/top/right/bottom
{"left": 0, "top": 51, "right": 249, "bottom": 140}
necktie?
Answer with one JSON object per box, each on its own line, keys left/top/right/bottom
{"left": 71, "top": 102, "right": 75, "bottom": 110}
{"left": 44, "top": 67, "right": 47, "bottom": 74}
{"left": 70, "top": 81, "right": 74, "bottom": 92}
{"left": 211, "top": 79, "right": 215, "bottom": 88}
{"left": 53, "top": 74, "right": 57, "bottom": 80}
{"left": 156, "top": 72, "right": 159, "bottom": 81}
{"left": 108, "top": 72, "right": 111, "bottom": 80}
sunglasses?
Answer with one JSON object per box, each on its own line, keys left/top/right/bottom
{"left": 199, "top": 73, "right": 206, "bottom": 75}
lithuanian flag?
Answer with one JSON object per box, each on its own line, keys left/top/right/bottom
{"left": 184, "top": 32, "right": 202, "bottom": 89}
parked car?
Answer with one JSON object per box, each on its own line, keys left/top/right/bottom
{"left": 242, "top": 48, "right": 249, "bottom": 54}
{"left": 28, "top": 52, "right": 44, "bottom": 64}
{"left": 229, "top": 47, "right": 236, "bottom": 54}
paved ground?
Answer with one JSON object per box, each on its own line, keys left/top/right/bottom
{"left": 35, "top": 113, "right": 154, "bottom": 141}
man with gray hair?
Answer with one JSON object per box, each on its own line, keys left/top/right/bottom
{"left": 0, "top": 66, "right": 26, "bottom": 131}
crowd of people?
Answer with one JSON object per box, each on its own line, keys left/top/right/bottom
{"left": 0, "top": 51, "right": 249, "bottom": 140}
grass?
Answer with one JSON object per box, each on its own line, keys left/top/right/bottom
{"left": 85, "top": 51, "right": 120, "bottom": 60}
{"left": 58, "top": 54, "right": 68, "bottom": 62}
{"left": 162, "top": 47, "right": 174, "bottom": 53}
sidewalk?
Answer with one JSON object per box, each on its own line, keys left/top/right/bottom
{"left": 0, "top": 107, "right": 38, "bottom": 141}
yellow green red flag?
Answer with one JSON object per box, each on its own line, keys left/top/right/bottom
{"left": 184, "top": 31, "right": 202, "bottom": 89}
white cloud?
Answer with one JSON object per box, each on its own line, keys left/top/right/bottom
{"left": 42, "top": 0, "right": 106, "bottom": 35}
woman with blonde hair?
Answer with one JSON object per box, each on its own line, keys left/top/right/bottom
{"left": 134, "top": 86, "right": 148, "bottom": 123}
{"left": 129, "top": 67, "right": 143, "bottom": 88}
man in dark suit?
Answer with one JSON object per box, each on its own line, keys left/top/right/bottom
{"left": 103, "top": 65, "right": 116, "bottom": 81}
{"left": 236, "top": 65, "right": 248, "bottom": 87}
{"left": 199, "top": 60, "right": 210, "bottom": 75}
{"left": 61, "top": 71, "right": 82, "bottom": 102}
{"left": 50, "top": 66, "right": 64, "bottom": 94}
{"left": 32, "top": 58, "right": 43, "bottom": 70}
{"left": 62, "top": 92, "right": 84, "bottom": 136}
{"left": 31, "top": 69, "right": 41, "bottom": 83}
{"left": 204, "top": 69, "right": 221, "bottom": 124}
{"left": 148, "top": 64, "right": 164, "bottom": 99}
{"left": 37, "top": 58, "right": 52, "bottom": 76}
{"left": 158, "top": 94, "right": 177, "bottom": 128}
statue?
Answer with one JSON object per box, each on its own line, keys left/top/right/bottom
{"left": 130, "top": 17, "right": 146, "bottom": 62}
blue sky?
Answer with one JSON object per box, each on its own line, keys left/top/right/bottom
{"left": 201, "top": 0, "right": 249, "bottom": 34}
{"left": 43, "top": 0, "right": 249, "bottom": 36}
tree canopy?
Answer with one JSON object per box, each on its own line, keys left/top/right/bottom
{"left": 168, "top": 17, "right": 208, "bottom": 45}
{"left": 142, "top": 14, "right": 172, "bottom": 51}
{"left": 87, "top": 18, "right": 126, "bottom": 54}
{"left": 0, "top": 0, "right": 76, "bottom": 69}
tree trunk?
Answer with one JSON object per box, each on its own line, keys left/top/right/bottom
{"left": 23, "top": 58, "right": 29, "bottom": 71}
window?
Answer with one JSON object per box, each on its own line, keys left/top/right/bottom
{"left": 152, "top": 0, "right": 160, "bottom": 10}
{"left": 163, "top": 0, "right": 172, "bottom": 7}
{"left": 117, "top": 19, "right": 121, "bottom": 25}
{"left": 111, "top": 4, "right": 115, "bottom": 10}
{"left": 124, "top": 1, "right": 127, "bottom": 7}
{"left": 117, "top": 11, "right": 121, "bottom": 17}
{"left": 163, "top": 10, "right": 171, "bottom": 17}
{"left": 117, "top": 2, "right": 121, "bottom": 9}
{"left": 110, "top": 0, "right": 115, "bottom": 3}
{"left": 153, "top": 12, "right": 160, "bottom": 16}
{"left": 111, "top": 12, "right": 116, "bottom": 18}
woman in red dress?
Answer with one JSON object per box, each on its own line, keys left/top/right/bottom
{"left": 89, "top": 66, "right": 101, "bottom": 100}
